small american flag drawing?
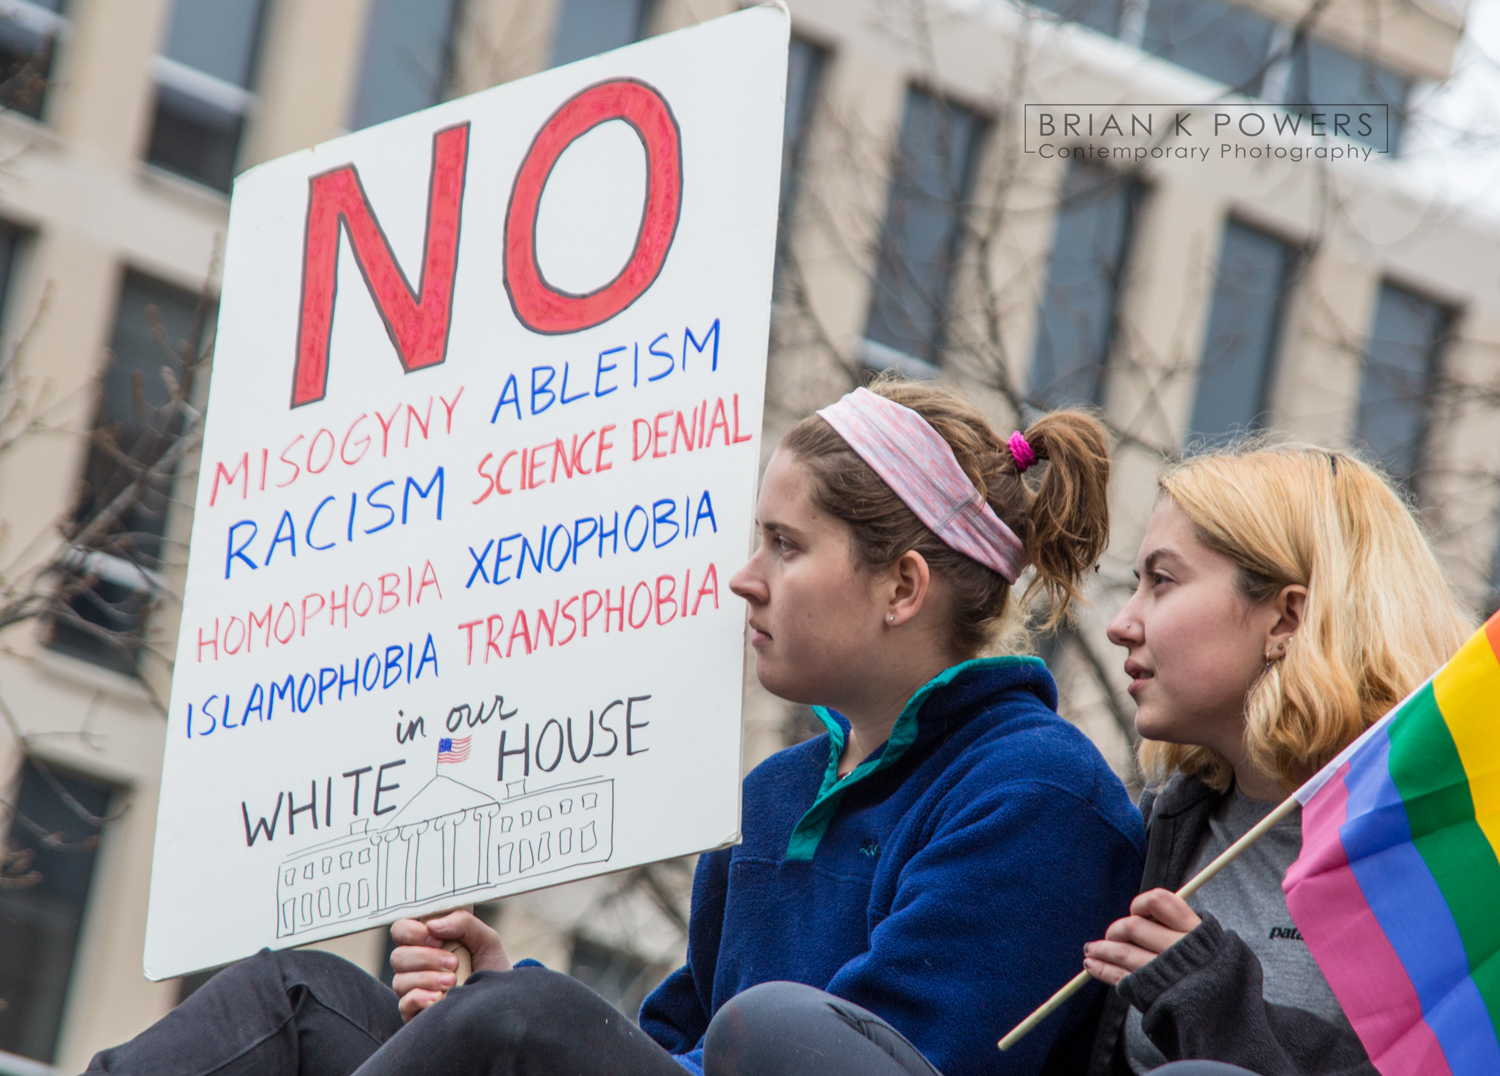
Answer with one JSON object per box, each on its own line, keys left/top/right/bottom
{"left": 437, "top": 736, "right": 471, "bottom": 763}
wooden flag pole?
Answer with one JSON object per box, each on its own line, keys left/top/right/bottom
{"left": 997, "top": 794, "right": 1299, "bottom": 1051}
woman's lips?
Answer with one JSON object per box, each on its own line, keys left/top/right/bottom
{"left": 1124, "top": 660, "right": 1152, "bottom": 697}
{"left": 748, "top": 622, "right": 771, "bottom": 647}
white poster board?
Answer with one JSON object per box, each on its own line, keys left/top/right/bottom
{"left": 144, "top": 5, "right": 788, "bottom": 980}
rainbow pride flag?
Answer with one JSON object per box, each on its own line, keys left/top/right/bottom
{"left": 1284, "top": 610, "right": 1500, "bottom": 1076}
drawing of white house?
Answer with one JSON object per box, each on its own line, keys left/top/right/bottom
{"left": 275, "top": 775, "right": 613, "bottom": 939}
{"left": 274, "top": 820, "right": 382, "bottom": 939}
{"left": 373, "top": 776, "right": 502, "bottom": 913}
{"left": 492, "top": 776, "right": 613, "bottom": 884}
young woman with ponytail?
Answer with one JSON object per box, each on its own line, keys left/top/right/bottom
{"left": 89, "top": 378, "right": 1142, "bottom": 1076}
{"left": 1079, "top": 445, "right": 1472, "bottom": 1076}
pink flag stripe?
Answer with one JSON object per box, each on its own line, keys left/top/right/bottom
{"left": 1285, "top": 764, "right": 1453, "bottom": 1076}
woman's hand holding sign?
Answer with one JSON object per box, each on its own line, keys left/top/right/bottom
{"left": 389, "top": 911, "right": 510, "bottom": 1021}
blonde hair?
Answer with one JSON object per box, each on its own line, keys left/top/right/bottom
{"left": 1140, "top": 443, "right": 1472, "bottom": 792}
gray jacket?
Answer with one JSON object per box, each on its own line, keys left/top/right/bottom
{"left": 1081, "top": 776, "right": 1377, "bottom": 1076}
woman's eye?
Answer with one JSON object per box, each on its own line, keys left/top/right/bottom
{"left": 777, "top": 536, "right": 795, "bottom": 555}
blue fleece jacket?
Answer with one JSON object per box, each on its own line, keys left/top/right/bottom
{"left": 638, "top": 656, "right": 1145, "bottom": 1076}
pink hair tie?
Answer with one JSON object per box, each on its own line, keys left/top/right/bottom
{"left": 816, "top": 388, "right": 1028, "bottom": 583}
{"left": 1008, "top": 431, "right": 1037, "bottom": 473}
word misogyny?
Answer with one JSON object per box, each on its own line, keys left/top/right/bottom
{"left": 459, "top": 562, "right": 720, "bottom": 663}
{"left": 465, "top": 489, "right": 718, "bottom": 588}
{"left": 195, "top": 561, "right": 444, "bottom": 663}
{"left": 224, "top": 467, "right": 444, "bottom": 580}
{"left": 210, "top": 389, "right": 464, "bottom": 506}
{"left": 184, "top": 635, "right": 439, "bottom": 739}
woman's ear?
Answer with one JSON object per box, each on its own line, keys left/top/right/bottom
{"left": 885, "top": 550, "right": 932, "bottom": 627}
{"left": 1265, "top": 584, "right": 1308, "bottom": 656}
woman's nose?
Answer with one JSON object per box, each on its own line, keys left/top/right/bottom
{"left": 728, "top": 558, "right": 767, "bottom": 604}
{"left": 1106, "top": 599, "right": 1141, "bottom": 647}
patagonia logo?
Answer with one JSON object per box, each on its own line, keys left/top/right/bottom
{"left": 860, "top": 838, "right": 881, "bottom": 857}
{"left": 1269, "top": 926, "right": 1304, "bottom": 941}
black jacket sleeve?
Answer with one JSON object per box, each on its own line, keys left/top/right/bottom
{"left": 1117, "top": 915, "right": 1377, "bottom": 1076}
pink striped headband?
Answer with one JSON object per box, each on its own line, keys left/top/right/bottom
{"left": 816, "top": 388, "right": 1028, "bottom": 583}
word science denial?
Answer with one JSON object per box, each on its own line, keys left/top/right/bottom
{"left": 144, "top": 5, "right": 788, "bottom": 979}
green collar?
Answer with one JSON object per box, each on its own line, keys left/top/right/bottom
{"left": 783, "top": 655, "right": 1044, "bottom": 861}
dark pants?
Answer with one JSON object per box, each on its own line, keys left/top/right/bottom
{"left": 84, "top": 950, "right": 941, "bottom": 1076}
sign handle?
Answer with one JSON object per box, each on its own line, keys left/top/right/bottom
{"left": 422, "top": 905, "right": 475, "bottom": 991}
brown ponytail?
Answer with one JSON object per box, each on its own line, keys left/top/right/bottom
{"left": 781, "top": 375, "right": 1111, "bottom": 657}
{"left": 1019, "top": 410, "right": 1112, "bottom": 623}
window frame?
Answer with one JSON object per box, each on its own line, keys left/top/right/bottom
{"left": 861, "top": 84, "right": 989, "bottom": 372}
{"left": 1186, "top": 215, "right": 1303, "bottom": 446}
{"left": 142, "top": 0, "right": 271, "bottom": 193}
{"left": 1353, "top": 276, "right": 1454, "bottom": 492}
{"left": 1029, "top": 161, "right": 1143, "bottom": 410}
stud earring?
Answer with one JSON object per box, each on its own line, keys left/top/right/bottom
{"left": 888, "top": 614, "right": 895, "bottom": 622}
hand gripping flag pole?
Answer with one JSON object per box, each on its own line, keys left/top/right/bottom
{"left": 996, "top": 797, "right": 1298, "bottom": 1050}
{"left": 1001, "top": 608, "right": 1500, "bottom": 1071}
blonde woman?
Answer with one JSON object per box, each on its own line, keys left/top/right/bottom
{"left": 1080, "top": 446, "right": 1470, "bottom": 1076}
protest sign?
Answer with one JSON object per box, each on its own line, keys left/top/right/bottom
{"left": 143, "top": 4, "right": 789, "bottom": 979}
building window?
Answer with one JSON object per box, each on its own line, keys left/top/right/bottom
{"left": 1287, "top": 36, "right": 1410, "bottom": 154}
{"left": 1030, "top": 162, "right": 1139, "bottom": 408}
{"left": 349, "top": 0, "right": 462, "bottom": 130}
{"left": 773, "top": 35, "right": 826, "bottom": 289}
{"left": 1188, "top": 219, "right": 1297, "bottom": 444}
{"left": 1486, "top": 523, "right": 1500, "bottom": 618}
{"left": 863, "top": 88, "right": 986, "bottom": 374}
{"left": 47, "top": 271, "right": 212, "bottom": 674}
{"left": 0, "top": 758, "right": 114, "bottom": 1064}
{"left": 1027, "top": 0, "right": 1121, "bottom": 37}
{"left": 0, "top": 217, "right": 25, "bottom": 330}
{"left": 569, "top": 934, "right": 668, "bottom": 1018}
{"left": 0, "top": 0, "right": 65, "bottom": 120}
{"left": 1140, "top": 0, "right": 1275, "bottom": 95}
{"left": 145, "top": 0, "right": 270, "bottom": 193}
{"left": 1354, "top": 281, "right": 1448, "bottom": 489}
{"left": 549, "top": 0, "right": 654, "bottom": 68}
{"left": 779, "top": 35, "right": 825, "bottom": 238}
